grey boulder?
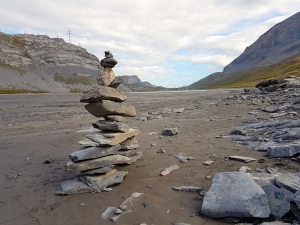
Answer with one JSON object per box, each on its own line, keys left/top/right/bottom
{"left": 85, "top": 100, "right": 136, "bottom": 117}
{"left": 201, "top": 172, "right": 270, "bottom": 218}
{"left": 275, "top": 173, "right": 300, "bottom": 193}
{"left": 267, "top": 144, "right": 300, "bottom": 158}
{"left": 97, "top": 67, "right": 116, "bottom": 86}
{"left": 101, "top": 58, "right": 118, "bottom": 68}
{"left": 80, "top": 86, "right": 127, "bottom": 103}
{"left": 262, "top": 185, "right": 291, "bottom": 218}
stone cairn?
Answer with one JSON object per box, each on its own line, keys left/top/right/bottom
{"left": 56, "top": 51, "right": 141, "bottom": 195}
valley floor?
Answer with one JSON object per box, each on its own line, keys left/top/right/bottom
{"left": 0, "top": 90, "right": 298, "bottom": 225}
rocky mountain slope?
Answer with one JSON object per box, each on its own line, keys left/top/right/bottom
{"left": 0, "top": 32, "right": 100, "bottom": 93}
{"left": 189, "top": 12, "right": 300, "bottom": 89}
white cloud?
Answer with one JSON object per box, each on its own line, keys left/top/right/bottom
{"left": 0, "top": 0, "right": 300, "bottom": 87}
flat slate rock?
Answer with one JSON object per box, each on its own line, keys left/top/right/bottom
{"left": 85, "top": 100, "right": 136, "bottom": 118}
{"left": 92, "top": 120, "right": 129, "bottom": 133}
{"left": 80, "top": 86, "right": 127, "bottom": 103}
{"left": 69, "top": 144, "right": 121, "bottom": 162}
{"left": 250, "top": 173, "right": 281, "bottom": 187}
{"left": 79, "top": 169, "right": 117, "bottom": 186}
{"left": 80, "top": 165, "right": 115, "bottom": 175}
{"left": 79, "top": 129, "right": 140, "bottom": 147}
{"left": 267, "top": 144, "right": 300, "bottom": 158}
{"left": 65, "top": 154, "right": 132, "bottom": 172}
{"left": 228, "top": 155, "right": 256, "bottom": 163}
{"left": 263, "top": 106, "right": 279, "bottom": 113}
{"left": 262, "top": 185, "right": 291, "bottom": 218}
{"left": 276, "top": 173, "right": 300, "bottom": 193}
{"left": 104, "top": 115, "right": 125, "bottom": 122}
{"left": 56, "top": 171, "right": 128, "bottom": 195}
{"left": 128, "top": 151, "right": 143, "bottom": 164}
{"left": 201, "top": 172, "right": 270, "bottom": 218}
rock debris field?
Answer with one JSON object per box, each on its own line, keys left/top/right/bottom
{"left": 0, "top": 78, "right": 300, "bottom": 224}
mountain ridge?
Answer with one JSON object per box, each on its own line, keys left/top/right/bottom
{"left": 189, "top": 12, "right": 300, "bottom": 89}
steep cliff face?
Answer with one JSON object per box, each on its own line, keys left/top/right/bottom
{"left": 121, "top": 75, "right": 152, "bottom": 87}
{"left": 0, "top": 32, "right": 100, "bottom": 92}
{"left": 223, "top": 12, "right": 300, "bottom": 74}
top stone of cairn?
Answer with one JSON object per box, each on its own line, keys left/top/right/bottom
{"left": 105, "top": 50, "right": 113, "bottom": 58}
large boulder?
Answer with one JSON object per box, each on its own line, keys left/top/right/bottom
{"left": 201, "top": 172, "right": 270, "bottom": 218}
{"left": 85, "top": 100, "right": 136, "bottom": 117}
{"left": 80, "top": 86, "right": 127, "bottom": 103}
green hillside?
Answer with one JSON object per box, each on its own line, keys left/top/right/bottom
{"left": 189, "top": 53, "right": 300, "bottom": 89}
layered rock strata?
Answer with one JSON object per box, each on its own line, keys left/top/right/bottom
{"left": 57, "top": 51, "right": 141, "bottom": 195}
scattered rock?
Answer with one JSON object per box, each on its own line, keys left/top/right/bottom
{"left": 239, "top": 166, "right": 251, "bottom": 172}
{"left": 157, "top": 149, "right": 166, "bottom": 153}
{"left": 101, "top": 206, "right": 118, "bottom": 220}
{"left": 174, "top": 152, "right": 194, "bottom": 163}
{"left": 44, "top": 155, "right": 54, "bottom": 164}
{"left": 119, "top": 192, "right": 143, "bottom": 210}
{"left": 228, "top": 155, "right": 256, "bottom": 163}
{"left": 161, "top": 164, "right": 179, "bottom": 176}
{"left": 162, "top": 128, "right": 178, "bottom": 136}
{"left": 266, "top": 167, "right": 278, "bottom": 174}
{"left": 263, "top": 106, "right": 279, "bottom": 113}
{"left": 173, "top": 108, "right": 185, "bottom": 113}
{"left": 110, "top": 209, "right": 131, "bottom": 222}
{"left": 172, "top": 186, "right": 204, "bottom": 192}
{"left": 203, "top": 160, "right": 214, "bottom": 166}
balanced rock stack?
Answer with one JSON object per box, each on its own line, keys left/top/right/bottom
{"left": 56, "top": 51, "right": 142, "bottom": 195}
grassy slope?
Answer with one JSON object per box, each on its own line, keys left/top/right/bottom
{"left": 189, "top": 53, "right": 300, "bottom": 89}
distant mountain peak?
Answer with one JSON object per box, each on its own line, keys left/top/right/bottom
{"left": 223, "top": 11, "right": 300, "bottom": 74}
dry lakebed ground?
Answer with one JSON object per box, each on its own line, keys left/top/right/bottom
{"left": 0, "top": 89, "right": 298, "bottom": 225}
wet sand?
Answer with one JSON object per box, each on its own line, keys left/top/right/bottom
{"left": 0, "top": 90, "right": 297, "bottom": 225}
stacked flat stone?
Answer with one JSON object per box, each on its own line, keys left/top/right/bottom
{"left": 56, "top": 51, "right": 141, "bottom": 195}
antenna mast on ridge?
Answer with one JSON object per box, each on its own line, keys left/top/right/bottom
{"left": 67, "top": 30, "right": 72, "bottom": 43}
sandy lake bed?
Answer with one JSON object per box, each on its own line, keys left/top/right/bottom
{"left": 0, "top": 89, "right": 298, "bottom": 225}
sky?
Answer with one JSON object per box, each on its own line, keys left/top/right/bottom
{"left": 0, "top": 1, "right": 300, "bottom": 87}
